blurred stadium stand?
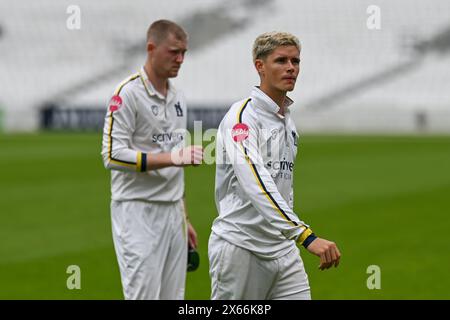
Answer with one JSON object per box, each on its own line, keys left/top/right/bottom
{"left": 0, "top": 0, "right": 449, "bottom": 133}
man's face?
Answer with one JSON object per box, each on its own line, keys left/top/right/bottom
{"left": 256, "top": 45, "right": 300, "bottom": 92}
{"left": 149, "top": 33, "right": 187, "bottom": 79}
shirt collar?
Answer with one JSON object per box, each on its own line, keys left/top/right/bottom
{"left": 139, "top": 66, "right": 176, "bottom": 101}
{"left": 250, "top": 87, "right": 293, "bottom": 117}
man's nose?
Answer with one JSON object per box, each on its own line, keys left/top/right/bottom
{"left": 175, "top": 53, "right": 184, "bottom": 63}
{"left": 287, "top": 61, "right": 295, "bottom": 71}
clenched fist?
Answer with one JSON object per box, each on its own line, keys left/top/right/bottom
{"left": 171, "top": 145, "right": 204, "bottom": 166}
{"left": 306, "top": 237, "right": 341, "bottom": 270}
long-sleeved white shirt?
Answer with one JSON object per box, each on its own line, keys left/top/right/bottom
{"left": 101, "top": 68, "right": 187, "bottom": 202}
{"left": 212, "top": 87, "right": 315, "bottom": 259}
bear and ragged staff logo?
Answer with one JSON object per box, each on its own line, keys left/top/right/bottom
{"left": 174, "top": 101, "right": 183, "bottom": 117}
{"left": 292, "top": 130, "right": 298, "bottom": 146}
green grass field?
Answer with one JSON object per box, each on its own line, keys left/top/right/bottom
{"left": 1, "top": 133, "right": 449, "bottom": 299}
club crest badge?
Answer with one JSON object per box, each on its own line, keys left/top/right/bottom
{"left": 271, "top": 129, "right": 278, "bottom": 140}
{"left": 232, "top": 123, "right": 249, "bottom": 142}
{"left": 151, "top": 105, "right": 159, "bottom": 116}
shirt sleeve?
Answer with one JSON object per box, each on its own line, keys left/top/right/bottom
{"left": 222, "top": 101, "right": 314, "bottom": 245}
{"left": 101, "top": 88, "right": 147, "bottom": 173}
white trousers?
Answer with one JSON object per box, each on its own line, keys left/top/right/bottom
{"left": 208, "top": 232, "right": 311, "bottom": 300}
{"left": 111, "top": 199, "right": 187, "bottom": 300}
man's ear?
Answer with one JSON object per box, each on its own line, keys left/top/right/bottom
{"left": 147, "top": 41, "right": 156, "bottom": 54}
{"left": 254, "top": 59, "right": 265, "bottom": 77}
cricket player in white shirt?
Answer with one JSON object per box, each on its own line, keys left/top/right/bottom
{"left": 101, "top": 20, "right": 203, "bottom": 300}
{"left": 209, "top": 32, "right": 341, "bottom": 300}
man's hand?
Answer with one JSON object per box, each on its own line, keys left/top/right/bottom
{"left": 171, "top": 145, "right": 203, "bottom": 166}
{"left": 187, "top": 222, "right": 198, "bottom": 249}
{"left": 306, "top": 237, "right": 341, "bottom": 270}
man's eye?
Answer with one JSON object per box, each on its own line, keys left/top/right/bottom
{"left": 172, "top": 50, "right": 186, "bottom": 56}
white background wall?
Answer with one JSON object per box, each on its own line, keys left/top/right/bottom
{"left": 0, "top": 0, "right": 449, "bottom": 132}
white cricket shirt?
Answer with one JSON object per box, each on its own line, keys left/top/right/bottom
{"left": 212, "top": 87, "right": 313, "bottom": 259}
{"left": 101, "top": 67, "right": 187, "bottom": 202}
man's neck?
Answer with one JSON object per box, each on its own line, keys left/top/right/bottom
{"left": 144, "top": 64, "right": 168, "bottom": 97}
{"left": 259, "top": 84, "right": 287, "bottom": 116}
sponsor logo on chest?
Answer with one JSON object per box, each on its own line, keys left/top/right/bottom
{"left": 152, "top": 132, "right": 184, "bottom": 143}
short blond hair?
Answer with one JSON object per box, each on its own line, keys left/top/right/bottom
{"left": 147, "top": 19, "right": 187, "bottom": 44}
{"left": 252, "top": 31, "right": 301, "bottom": 61}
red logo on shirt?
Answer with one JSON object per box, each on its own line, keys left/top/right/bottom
{"left": 109, "top": 95, "right": 123, "bottom": 112}
{"left": 232, "top": 123, "right": 249, "bottom": 142}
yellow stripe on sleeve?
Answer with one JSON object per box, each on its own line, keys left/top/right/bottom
{"left": 236, "top": 98, "right": 251, "bottom": 123}
{"left": 136, "top": 152, "right": 142, "bottom": 172}
{"left": 114, "top": 73, "right": 139, "bottom": 95}
{"left": 239, "top": 144, "right": 298, "bottom": 227}
{"left": 107, "top": 114, "right": 137, "bottom": 169}
{"left": 297, "top": 227, "right": 313, "bottom": 245}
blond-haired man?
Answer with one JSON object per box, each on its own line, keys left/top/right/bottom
{"left": 101, "top": 20, "right": 203, "bottom": 300}
{"left": 209, "top": 31, "right": 341, "bottom": 300}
